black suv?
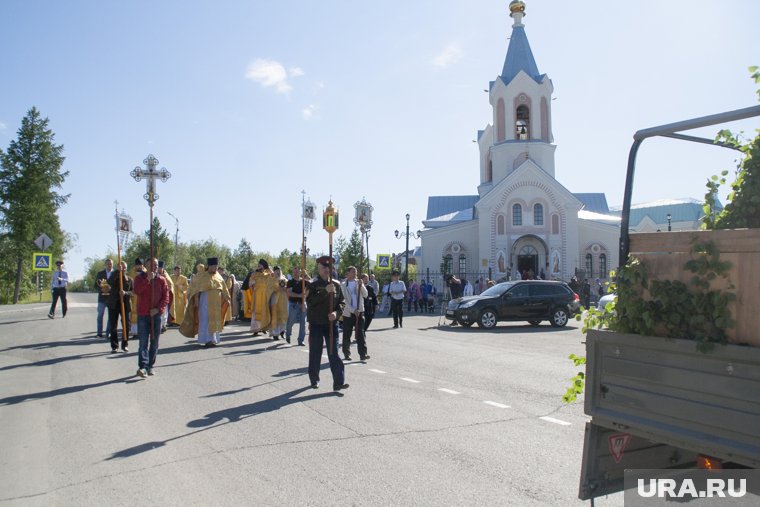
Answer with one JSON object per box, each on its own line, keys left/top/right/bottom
{"left": 445, "top": 280, "right": 580, "bottom": 329}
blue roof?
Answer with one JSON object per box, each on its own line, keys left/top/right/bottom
{"left": 426, "top": 195, "right": 479, "bottom": 220}
{"left": 500, "top": 25, "right": 542, "bottom": 85}
{"left": 609, "top": 198, "right": 722, "bottom": 225}
{"left": 573, "top": 193, "right": 610, "bottom": 214}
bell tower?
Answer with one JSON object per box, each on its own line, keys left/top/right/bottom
{"left": 477, "top": 0, "right": 557, "bottom": 198}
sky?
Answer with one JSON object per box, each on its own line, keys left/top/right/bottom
{"left": 1, "top": 0, "right": 758, "bottom": 279}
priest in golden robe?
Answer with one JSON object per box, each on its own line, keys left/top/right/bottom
{"left": 170, "top": 265, "right": 189, "bottom": 326}
{"left": 269, "top": 266, "right": 289, "bottom": 340}
{"left": 249, "top": 259, "right": 276, "bottom": 335}
{"left": 182, "top": 257, "right": 230, "bottom": 347}
{"left": 129, "top": 258, "right": 146, "bottom": 335}
{"left": 157, "top": 260, "right": 174, "bottom": 332}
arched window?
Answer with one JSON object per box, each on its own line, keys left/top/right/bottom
{"left": 585, "top": 253, "right": 593, "bottom": 276}
{"left": 497, "top": 214, "right": 505, "bottom": 235}
{"left": 443, "top": 254, "right": 453, "bottom": 275}
{"left": 599, "top": 254, "right": 607, "bottom": 278}
{"left": 551, "top": 214, "right": 560, "bottom": 235}
{"left": 512, "top": 204, "right": 522, "bottom": 226}
{"left": 458, "top": 254, "right": 466, "bottom": 276}
{"left": 486, "top": 159, "right": 493, "bottom": 182}
{"left": 540, "top": 97, "right": 549, "bottom": 141}
{"left": 534, "top": 203, "right": 544, "bottom": 226}
{"left": 497, "top": 99, "right": 505, "bottom": 142}
{"left": 516, "top": 105, "right": 530, "bottom": 140}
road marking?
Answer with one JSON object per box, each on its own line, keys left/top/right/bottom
{"left": 301, "top": 349, "right": 309, "bottom": 353}
{"left": 483, "top": 401, "right": 510, "bottom": 409}
{"left": 369, "top": 369, "right": 386, "bottom": 374}
{"left": 438, "top": 388, "right": 460, "bottom": 395}
{"left": 399, "top": 377, "right": 421, "bottom": 384}
{"left": 539, "top": 416, "right": 572, "bottom": 426}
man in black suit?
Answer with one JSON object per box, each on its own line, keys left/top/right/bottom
{"left": 95, "top": 259, "right": 114, "bottom": 337}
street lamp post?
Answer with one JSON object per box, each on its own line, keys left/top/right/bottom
{"left": 167, "top": 211, "right": 179, "bottom": 268}
{"left": 394, "top": 213, "right": 421, "bottom": 286}
{"left": 666, "top": 213, "right": 672, "bottom": 232}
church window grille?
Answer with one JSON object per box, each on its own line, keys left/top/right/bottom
{"left": 458, "top": 255, "right": 466, "bottom": 275}
{"left": 585, "top": 253, "right": 593, "bottom": 276}
{"left": 443, "top": 254, "right": 453, "bottom": 275}
{"left": 599, "top": 254, "right": 607, "bottom": 279}
{"left": 497, "top": 214, "right": 505, "bottom": 235}
{"left": 512, "top": 204, "right": 522, "bottom": 226}
{"left": 551, "top": 214, "right": 560, "bottom": 235}
{"left": 516, "top": 105, "right": 530, "bottom": 140}
{"left": 534, "top": 204, "right": 544, "bottom": 226}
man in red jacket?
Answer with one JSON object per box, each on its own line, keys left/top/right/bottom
{"left": 133, "top": 257, "right": 170, "bottom": 378}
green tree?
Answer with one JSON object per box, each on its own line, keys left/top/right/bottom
{"left": 0, "top": 107, "right": 69, "bottom": 303}
{"left": 337, "top": 229, "right": 366, "bottom": 276}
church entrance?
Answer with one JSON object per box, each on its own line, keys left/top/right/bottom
{"left": 517, "top": 245, "right": 538, "bottom": 278}
{"left": 510, "top": 236, "right": 549, "bottom": 279}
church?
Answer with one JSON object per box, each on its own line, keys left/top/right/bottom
{"left": 418, "top": 1, "right": 620, "bottom": 283}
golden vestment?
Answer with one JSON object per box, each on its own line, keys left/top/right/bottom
{"left": 182, "top": 270, "right": 230, "bottom": 337}
{"left": 270, "top": 275, "right": 289, "bottom": 330}
{"left": 171, "top": 274, "right": 189, "bottom": 324}
{"left": 249, "top": 269, "right": 275, "bottom": 332}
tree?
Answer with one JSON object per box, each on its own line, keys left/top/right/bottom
{"left": 0, "top": 107, "right": 69, "bottom": 303}
{"left": 337, "top": 229, "right": 366, "bottom": 276}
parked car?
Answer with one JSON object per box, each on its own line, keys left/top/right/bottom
{"left": 445, "top": 280, "right": 581, "bottom": 329}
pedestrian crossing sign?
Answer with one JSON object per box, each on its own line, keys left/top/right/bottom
{"left": 376, "top": 254, "right": 390, "bottom": 270}
{"left": 33, "top": 252, "right": 53, "bottom": 271}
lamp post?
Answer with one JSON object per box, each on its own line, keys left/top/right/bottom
{"left": 353, "top": 198, "right": 373, "bottom": 275}
{"left": 301, "top": 191, "right": 316, "bottom": 307}
{"left": 130, "top": 154, "right": 172, "bottom": 263}
{"left": 394, "top": 213, "right": 421, "bottom": 286}
{"left": 666, "top": 213, "right": 672, "bottom": 232}
{"left": 167, "top": 211, "right": 179, "bottom": 268}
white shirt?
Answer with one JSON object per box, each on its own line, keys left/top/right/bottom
{"left": 52, "top": 270, "right": 69, "bottom": 288}
{"left": 389, "top": 280, "right": 406, "bottom": 300}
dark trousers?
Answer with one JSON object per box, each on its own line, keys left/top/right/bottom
{"left": 342, "top": 313, "right": 367, "bottom": 359}
{"left": 363, "top": 312, "right": 374, "bottom": 332}
{"left": 49, "top": 288, "right": 67, "bottom": 317}
{"left": 391, "top": 299, "right": 404, "bottom": 327}
{"left": 308, "top": 322, "right": 345, "bottom": 388}
{"left": 137, "top": 314, "right": 162, "bottom": 371}
{"left": 108, "top": 306, "right": 130, "bottom": 350}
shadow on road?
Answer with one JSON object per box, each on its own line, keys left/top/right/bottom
{"left": 0, "top": 375, "right": 135, "bottom": 405}
{"left": 106, "top": 386, "right": 337, "bottom": 460}
{"left": 0, "top": 351, "right": 111, "bottom": 371}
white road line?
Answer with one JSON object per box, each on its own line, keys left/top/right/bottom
{"left": 539, "top": 416, "right": 572, "bottom": 426}
{"left": 369, "top": 369, "right": 386, "bottom": 374}
{"left": 399, "top": 377, "right": 421, "bottom": 384}
{"left": 483, "top": 401, "right": 510, "bottom": 409}
{"left": 438, "top": 388, "right": 460, "bottom": 395}
{"left": 301, "top": 349, "right": 310, "bottom": 353}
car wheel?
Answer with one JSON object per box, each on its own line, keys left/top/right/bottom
{"left": 457, "top": 319, "right": 474, "bottom": 328}
{"left": 550, "top": 308, "right": 569, "bottom": 327}
{"left": 528, "top": 320, "right": 541, "bottom": 326}
{"left": 477, "top": 309, "right": 498, "bottom": 329}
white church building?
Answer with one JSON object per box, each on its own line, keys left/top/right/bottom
{"left": 418, "top": 1, "right": 620, "bottom": 283}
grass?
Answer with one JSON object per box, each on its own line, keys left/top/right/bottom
{"left": 15, "top": 292, "right": 52, "bottom": 304}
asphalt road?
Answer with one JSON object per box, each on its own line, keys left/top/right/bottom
{"left": 0, "top": 293, "right": 624, "bottom": 506}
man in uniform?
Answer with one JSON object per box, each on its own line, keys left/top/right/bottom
{"left": 48, "top": 260, "right": 69, "bottom": 319}
{"left": 170, "top": 265, "right": 189, "bottom": 326}
{"left": 307, "top": 256, "right": 349, "bottom": 392}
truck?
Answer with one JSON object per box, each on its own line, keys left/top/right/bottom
{"left": 578, "top": 104, "right": 760, "bottom": 501}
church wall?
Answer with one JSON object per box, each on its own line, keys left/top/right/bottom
{"left": 419, "top": 220, "right": 480, "bottom": 282}
{"left": 577, "top": 220, "right": 619, "bottom": 280}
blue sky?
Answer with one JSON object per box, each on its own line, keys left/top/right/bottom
{"left": 1, "top": 0, "right": 758, "bottom": 279}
